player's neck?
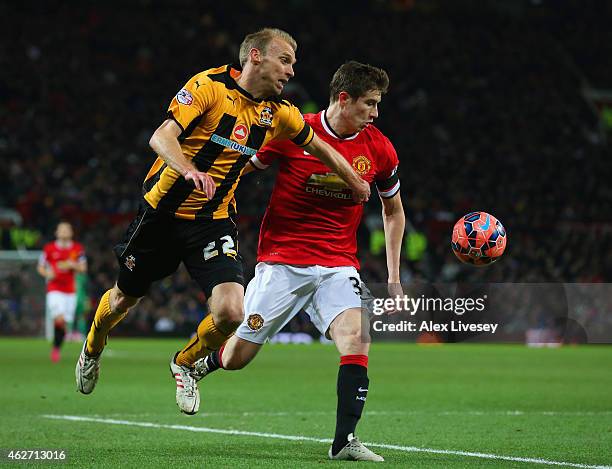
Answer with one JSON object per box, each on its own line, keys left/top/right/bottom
{"left": 325, "top": 105, "right": 358, "bottom": 138}
{"left": 56, "top": 239, "right": 72, "bottom": 248}
{"left": 235, "top": 72, "right": 267, "bottom": 100}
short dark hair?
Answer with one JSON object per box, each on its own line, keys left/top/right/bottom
{"left": 329, "top": 61, "right": 389, "bottom": 102}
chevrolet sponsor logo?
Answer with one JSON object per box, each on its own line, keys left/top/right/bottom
{"left": 307, "top": 173, "right": 348, "bottom": 191}
{"left": 305, "top": 173, "right": 352, "bottom": 199}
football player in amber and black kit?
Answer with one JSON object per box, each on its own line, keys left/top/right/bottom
{"left": 196, "top": 61, "right": 405, "bottom": 462}
{"left": 75, "top": 29, "right": 371, "bottom": 418}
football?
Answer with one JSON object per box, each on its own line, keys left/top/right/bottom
{"left": 451, "top": 211, "right": 507, "bottom": 265}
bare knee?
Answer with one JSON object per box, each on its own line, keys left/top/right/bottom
{"left": 110, "top": 285, "right": 141, "bottom": 314}
{"left": 209, "top": 283, "right": 245, "bottom": 330}
{"left": 210, "top": 298, "right": 244, "bottom": 330}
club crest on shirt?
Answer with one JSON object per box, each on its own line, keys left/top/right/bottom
{"left": 352, "top": 155, "right": 371, "bottom": 176}
{"left": 247, "top": 313, "right": 264, "bottom": 331}
{"left": 124, "top": 255, "right": 136, "bottom": 271}
{"left": 233, "top": 124, "right": 249, "bottom": 141}
{"left": 176, "top": 89, "right": 193, "bottom": 105}
{"left": 259, "top": 106, "right": 273, "bottom": 126}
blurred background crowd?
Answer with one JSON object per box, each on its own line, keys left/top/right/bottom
{"left": 1, "top": 0, "right": 610, "bottom": 338}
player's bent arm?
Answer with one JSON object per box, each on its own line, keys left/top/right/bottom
{"left": 76, "top": 259, "right": 87, "bottom": 274}
{"left": 149, "top": 119, "right": 215, "bottom": 198}
{"left": 242, "top": 161, "right": 258, "bottom": 176}
{"left": 64, "top": 259, "right": 87, "bottom": 273}
{"left": 303, "top": 134, "right": 370, "bottom": 203}
{"left": 244, "top": 152, "right": 273, "bottom": 176}
{"left": 381, "top": 191, "right": 405, "bottom": 284}
{"left": 149, "top": 119, "right": 193, "bottom": 175}
{"left": 36, "top": 263, "right": 51, "bottom": 280}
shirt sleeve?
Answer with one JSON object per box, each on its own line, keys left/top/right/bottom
{"left": 76, "top": 243, "right": 87, "bottom": 263}
{"left": 375, "top": 137, "right": 401, "bottom": 199}
{"left": 166, "top": 73, "right": 215, "bottom": 133}
{"left": 38, "top": 247, "right": 48, "bottom": 268}
{"left": 274, "top": 103, "right": 314, "bottom": 147}
{"left": 250, "top": 139, "right": 287, "bottom": 170}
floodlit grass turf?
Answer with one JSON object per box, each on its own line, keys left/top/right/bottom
{"left": 0, "top": 339, "right": 610, "bottom": 468}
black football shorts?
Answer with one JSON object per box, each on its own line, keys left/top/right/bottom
{"left": 114, "top": 201, "right": 244, "bottom": 298}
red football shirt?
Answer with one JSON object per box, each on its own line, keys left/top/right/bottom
{"left": 250, "top": 110, "right": 400, "bottom": 269}
{"left": 39, "top": 241, "right": 85, "bottom": 293}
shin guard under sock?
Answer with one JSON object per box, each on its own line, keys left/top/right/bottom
{"left": 86, "top": 289, "right": 127, "bottom": 355}
{"left": 176, "top": 316, "right": 232, "bottom": 367}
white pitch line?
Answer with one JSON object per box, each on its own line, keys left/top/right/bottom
{"left": 219, "top": 410, "right": 612, "bottom": 417}
{"left": 94, "top": 410, "right": 612, "bottom": 418}
{"left": 42, "top": 415, "right": 611, "bottom": 469}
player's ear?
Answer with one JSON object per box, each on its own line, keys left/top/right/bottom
{"left": 250, "top": 47, "right": 262, "bottom": 65}
{"left": 338, "top": 91, "right": 351, "bottom": 106}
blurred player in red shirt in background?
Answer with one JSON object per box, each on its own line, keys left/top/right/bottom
{"left": 38, "top": 222, "right": 87, "bottom": 362}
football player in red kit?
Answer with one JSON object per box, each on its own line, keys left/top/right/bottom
{"left": 38, "top": 222, "right": 87, "bottom": 362}
{"left": 193, "top": 61, "right": 405, "bottom": 461}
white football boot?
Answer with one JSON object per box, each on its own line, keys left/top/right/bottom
{"left": 75, "top": 341, "right": 101, "bottom": 395}
{"left": 170, "top": 354, "right": 201, "bottom": 415}
{"left": 328, "top": 433, "right": 384, "bottom": 462}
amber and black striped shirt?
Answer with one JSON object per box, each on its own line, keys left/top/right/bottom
{"left": 143, "top": 64, "right": 314, "bottom": 220}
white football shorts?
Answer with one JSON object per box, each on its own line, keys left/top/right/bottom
{"left": 236, "top": 262, "right": 364, "bottom": 344}
{"left": 46, "top": 291, "right": 77, "bottom": 323}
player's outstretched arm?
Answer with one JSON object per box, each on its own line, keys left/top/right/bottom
{"left": 381, "top": 192, "right": 405, "bottom": 297}
{"left": 149, "top": 119, "right": 216, "bottom": 199}
{"left": 303, "top": 134, "right": 370, "bottom": 203}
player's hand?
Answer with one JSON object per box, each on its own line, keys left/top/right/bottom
{"left": 351, "top": 177, "right": 370, "bottom": 204}
{"left": 386, "top": 282, "right": 404, "bottom": 315}
{"left": 184, "top": 170, "right": 216, "bottom": 199}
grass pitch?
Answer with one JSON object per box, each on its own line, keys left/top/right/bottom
{"left": 0, "top": 339, "right": 610, "bottom": 468}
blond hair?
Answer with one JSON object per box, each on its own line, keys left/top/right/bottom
{"left": 239, "top": 28, "right": 297, "bottom": 67}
